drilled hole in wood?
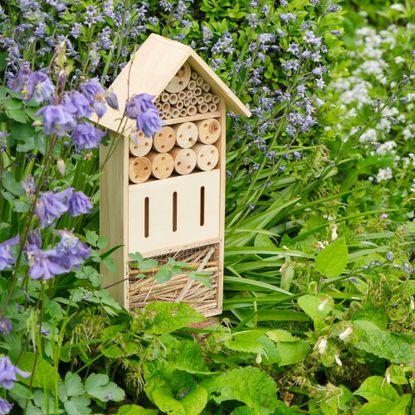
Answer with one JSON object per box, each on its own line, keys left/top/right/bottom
{"left": 162, "top": 156, "right": 165, "bottom": 161}
{"left": 145, "top": 142, "right": 149, "bottom": 146}
{"left": 187, "top": 165, "right": 191, "bottom": 169}
{"left": 204, "top": 123, "right": 208, "bottom": 127}
{"left": 205, "top": 136, "right": 209, "bottom": 140}
{"left": 155, "top": 167, "right": 159, "bottom": 171}
{"left": 139, "top": 132, "right": 143, "bottom": 137}
{"left": 144, "top": 197, "right": 149, "bottom": 238}
{"left": 200, "top": 186, "right": 205, "bottom": 226}
{"left": 177, "top": 161, "right": 182, "bottom": 166}
{"left": 169, "top": 134, "right": 173, "bottom": 138}
{"left": 172, "top": 192, "right": 177, "bottom": 232}
{"left": 207, "top": 161, "right": 212, "bottom": 166}
{"left": 134, "top": 161, "right": 138, "bottom": 166}
{"left": 187, "top": 125, "right": 191, "bottom": 130}
{"left": 144, "top": 167, "right": 148, "bottom": 171}
{"left": 186, "top": 152, "right": 190, "bottom": 157}
{"left": 210, "top": 149, "right": 215, "bottom": 154}
{"left": 161, "top": 145, "right": 165, "bottom": 149}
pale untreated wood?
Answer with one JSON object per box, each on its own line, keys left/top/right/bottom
{"left": 197, "top": 118, "right": 221, "bottom": 144}
{"left": 197, "top": 103, "right": 209, "bottom": 114}
{"left": 202, "top": 92, "right": 212, "bottom": 103}
{"left": 153, "top": 126, "right": 175, "bottom": 153}
{"left": 187, "top": 106, "right": 197, "bottom": 116}
{"left": 129, "top": 156, "right": 151, "bottom": 183}
{"left": 208, "top": 103, "right": 218, "bottom": 112}
{"left": 193, "top": 143, "right": 219, "bottom": 171}
{"left": 175, "top": 122, "right": 198, "bottom": 148}
{"left": 162, "top": 111, "right": 221, "bottom": 126}
{"left": 129, "top": 131, "right": 152, "bottom": 156}
{"left": 165, "top": 62, "right": 191, "bottom": 93}
{"left": 148, "top": 152, "right": 174, "bottom": 179}
{"left": 169, "top": 93, "right": 178, "bottom": 105}
{"left": 170, "top": 147, "right": 197, "bottom": 175}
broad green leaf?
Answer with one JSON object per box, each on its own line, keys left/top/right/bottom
{"left": 276, "top": 341, "right": 310, "bottom": 366}
{"left": 64, "top": 397, "right": 92, "bottom": 415}
{"left": 6, "top": 108, "right": 27, "bottom": 123}
{"left": 230, "top": 407, "right": 258, "bottom": 415}
{"left": 225, "top": 330, "right": 268, "bottom": 354}
{"left": 202, "top": 367, "right": 278, "bottom": 414}
{"left": 2, "top": 171, "right": 24, "bottom": 196}
{"left": 266, "top": 329, "right": 297, "bottom": 343}
{"left": 116, "top": 405, "right": 158, "bottom": 415}
{"left": 140, "top": 259, "right": 158, "bottom": 270}
{"left": 298, "top": 295, "right": 333, "bottom": 324}
{"left": 315, "top": 237, "right": 348, "bottom": 278}
{"left": 142, "top": 302, "right": 205, "bottom": 335}
{"left": 353, "top": 320, "right": 415, "bottom": 365}
{"left": 356, "top": 395, "right": 411, "bottom": 415}
{"left": 9, "top": 382, "right": 33, "bottom": 400}
{"left": 165, "top": 337, "right": 209, "bottom": 373}
{"left": 155, "top": 267, "right": 173, "bottom": 283}
{"left": 354, "top": 376, "right": 399, "bottom": 403}
{"left": 64, "top": 372, "right": 84, "bottom": 397}
{"left": 187, "top": 271, "right": 212, "bottom": 288}
{"left": 85, "top": 373, "right": 125, "bottom": 402}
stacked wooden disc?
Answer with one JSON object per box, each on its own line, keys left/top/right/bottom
{"left": 154, "top": 63, "right": 221, "bottom": 120}
{"left": 129, "top": 117, "right": 221, "bottom": 183}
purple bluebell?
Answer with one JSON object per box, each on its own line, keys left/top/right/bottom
{"left": 7, "top": 62, "right": 31, "bottom": 100}
{"left": 35, "top": 191, "right": 68, "bottom": 228}
{"left": 0, "top": 356, "right": 30, "bottom": 389}
{"left": 37, "top": 105, "right": 76, "bottom": 137}
{"left": 70, "top": 23, "right": 83, "bottom": 38}
{"left": 31, "top": 71, "right": 55, "bottom": 103}
{"left": 80, "top": 78, "right": 105, "bottom": 103}
{"left": 72, "top": 122, "right": 106, "bottom": 150}
{"left": 52, "top": 231, "right": 90, "bottom": 270}
{"left": 64, "top": 188, "right": 92, "bottom": 216}
{"left": 63, "top": 91, "right": 92, "bottom": 119}
{"left": 0, "top": 398, "right": 12, "bottom": 415}
{"left": 136, "top": 109, "right": 162, "bottom": 137}
{"left": 105, "top": 92, "right": 119, "bottom": 110}
{"left": 93, "top": 100, "right": 107, "bottom": 118}
{"left": 25, "top": 244, "right": 68, "bottom": 280}
{"left": 0, "top": 318, "right": 12, "bottom": 335}
{"left": 327, "top": 4, "right": 340, "bottom": 13}
{"left": 279, "top": 12, "right": 296, "bottom": 24}
{"left": 40, "top": 327, "right": 49, "bottom": 336}
{"left": 0, "top": 236, "right": 19, "bottom": 271}
{"left": 125, "top": 94, "right": 155, "bottom": 118}
{"left": 22, "top": 176, "right": 35, "bottom": 195}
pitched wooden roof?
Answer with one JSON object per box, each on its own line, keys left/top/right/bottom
{"left": 93, "top": 33, "right": 251, "bottom": 134}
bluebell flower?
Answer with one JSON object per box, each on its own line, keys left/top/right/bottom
{"left": 0, "top": 356, "right": 30, "bottom": 389}
{"left": 70, "top": 23, "right": 83, "bottom": 38}
{"left": 35, "top": 191, "right": 68, "bottom": 228}
{"left": 327, "top": 4, "right": 340, "bottom": 13}
{"left": 52, "top": 231, "right": 90, "bottom": 270}
{"left": 105, "top": 91, "right": 119, "bottom": 110}
{"left": 80, "top": 78, "right": 105, "bottom": 102}
{"left": 0, "top": 236, "right": 19, "bottom": 271}
{"left": 37, "top": 105, "right": 76, "bottom": 137}
{"left": 63, "top": 91, "right": 92, "bottom": 119}
{"left": 125, "top": 94, "right": 155, "bottom": 118}
{"left": 26, "top": 244, "right": 68, "bottom": 280}
{"left": 0, "top": 318, "right": 12, "bottom": 335}
{"left": 7, "top": 62, "right": 32, "bottom": 100}
{"left": 31, "top": 71, "right": 55, "bottom": 103}
{"left": 279, "top": 12, "right": 296, "bottom": 24}
{"left": 136, "top": 109, "right": 162, "bottom": 137}
{"left": 293, "top": 151, "right": 303, "bottom": 161}
{"left": 72, "top": 122, "right": 106, "bottom": 150}
{"left": 0, "top": 398, "right": 12, "bottom": 415}
{"left": 64, "top": 188, "right": 92, "bottom": 216}
{"left": 40, "top": 327, "right": 49, "bottom": 336}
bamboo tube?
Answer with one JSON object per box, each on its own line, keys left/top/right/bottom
{"left": 156, "top": 102, "right": 163, "bottom": 111}
{"left": 161, "top": 92, "right": 170, "bottom": 102}
{"left": 162, "top": 102, "right": 170, "bottom": 112}
{"left": 153, "top": 126, "right": 175, "bottom": 153}
{"left": 171, "top": 108, "right": 180, "bottom": 118}
{"left": 175, "top": 100, "right": 184, "bottom": 109}
{"left": 170, "top": 147, "right": 197, "bottom": 175}
{"left": 190, "top": 71, "right": 198, "bottom": 80}
{"left": 202, "top": 82, "right": 210, "bottom": 92}
{"left": 186, "top": 106, "right": 197, "bottom": 116}
{"left": 186, "top": 90, "right": 193, "bottom": 99}
{"left": 155, "top": 95, "right": 161, "bottom": 103}
{"left": 129, "top": 156, "right": 151, "bottom": 183}
{"left": 184, "top": 98, "right": 191, "bottom": 107}
{"left": 174, "top": 122, "right": 198, "bottom": 148}
{"left": 208, "top": 103, "right": 218, "bottom": 112}
{"left": 194, "top": 87, "right": 202, "bottom": 97}
{"left": 193, "top": 143, "right": 219, "bottom": 171}
{"left": 178, "top": 91, "right": 187, "bottom": 100}
{"left": 212, "top": 94, "right": 220, "bottom": 104}
{"left": 165, "top": 63, "right": 191, "bottom": 93}
{"left": 129, "top": 131, "right": 152, "bottom": 156}
{"left": 164, "top": 111, "right": 171, "bottom": 119}
{"left": 196, "top": 76, "right": 203, "bottom": 87}
{"left": 148, "top": 152, "right": 174, "bottom": 179}
{"left": 197, "top": 96, "right": 204, "bottom": 105}
{"left": 197, "top": 103, "right": 209, "bottom": 113}
{"left": 169, "top": 93, "right": 178, "bottom": 105}
{"left": 196, "top": 119, "right": 221, "bottom": 144}
{"left": 202, "top": 92, "right": 212, "bottom": 103}
{"left": 190, "top": 97, "right": 198, "bottom": 105}
{"left": 180, "top": 108, "right": 187, "bottom": 117}
{"left": 187, "top": 80, "right": 197, "bottom": 91}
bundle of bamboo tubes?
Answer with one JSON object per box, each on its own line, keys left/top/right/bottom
{"left": 155, "top": 65, "right": 221, "bottom": 120}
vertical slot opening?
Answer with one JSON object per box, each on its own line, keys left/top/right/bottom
{"left": 144, "top": 197, "right": 149, "bottom": 238}
{"left": 200, "top": 186, "right": 205, "bottom": 226}
{"left": 172, "top": 192, "right": 177, "bottom": 232}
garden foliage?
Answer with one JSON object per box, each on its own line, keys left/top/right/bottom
{"left": 0, "top": 0, "right": 415, "bottom": 413}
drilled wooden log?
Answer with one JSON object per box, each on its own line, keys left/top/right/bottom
{"left": 196, "top": 119, "right": 221, "bottom": 145}
{"left": 129, "top": 131, "right": 152, "bottom": 156}
{"left": 187, "top": 106, "right": 197, "bottom": 116}
{"left": 193, "top": 143, "right": 219, "bottom": 171}
{"left": 148, "top": 152, "right": 174, "bottom": 179}
{"left": 208, "top": 103, "right": 218, "bottom": 112}
{"left": 153, "top": 126, "right": 175, "bottom": 153}
{"left": 165, "top": 63, "right": 191, "bottom": 93}
{"left": 169, "top": 93, "right": 178, "bottom": 105}
{"left": 129, "top": 156, "right": 151, "bottom": 183}
{"left": 170, "top": 147, "right": 197, "bottom": 175}
{"left": 197, "top": 103, "right": 209, "bottom": 113}
{"left": 174, "top": 122, "right": 198, "bottom": 148}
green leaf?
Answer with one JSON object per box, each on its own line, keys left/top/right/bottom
{"left": 266, "top": 329, "right": 297, "bottom": 343}
{"left": 353, "top": 320, "right": 415, "bottom": 364}
{"left": 297, "top": 295, "right": 333, "bottom": 324}
{"left": 116, "top": 405, "right": 158, "bottom": 415}
{"left": 6, "top": 108, "right": 27, "bottom": 123}
{"left": 9, "top": 382, "right": 33, "bottom": 400}
{"left": 18, "top": 351, "right": 60, "bottom": 391}
{"left": 356, "top": 395, "right": 411, "bottom": 415}
{"left": 225, "top": 330, "right": 268, "bottom": 354}
{"left": 64, "top": 397, "right": 92, "bottom": 415}
{"left": 2, "top": 171, "right": 24, "bottom": 196}
{"left": 85, "top": 373, "right": 125, "bottom": 402}
{"left": 187, "top": 270, "right": 212, "bottom": 288}
{"left": 202, "top": 367, "right": 278, "bottom": 414}
{"left": 276, "top": 341, "right": 310, "bottom": 366}
{"left": 230, "top": 407, "right": 258, "bottom": 415}
{"left": 129, "top": 252, "right": 144, "bottom": 262}
{"left": 315, "top": 237, "right": 348, "bottom": 278}
{"left": 140, "top": 259, "right": 159, "bottom": 270}
{"left": 354, "top": 376, "right": 399, "bottom": 403}
{"left": 165, "top": 337, "right": 209, "bottom": 373}
{"left": 155, "top": 267, "right": 173, "bottom": 283}
{"left": 64, "top": 372, "right": 85, "bottom": 397}
{"left": 85, "top": 230, "right": 99, "bottom": 246}
{"left": 142, "top": 302, "right": 205, "bottom": 335}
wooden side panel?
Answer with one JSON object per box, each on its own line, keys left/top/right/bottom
{"left": 100, "top": 133, "right": 129, "bottom": 308}
{"left": 128, "top": 171, "right": 220, "bottom": 256}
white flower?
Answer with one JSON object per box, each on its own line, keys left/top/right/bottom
{"left": 376, "top": 167, "right": 393, "bottom": 183}
{"left": 318, "top": 299, "right": 329, "bottom": 312}
{"left": 376, "top": 141, "right": 397, "bottom": 156}
{"left": 390, "top": 4, "right": 405, "bottom": 12}
{"left": 339, "top": 326, "right": 353, "bottom": 341}
{"left": 334, "top": 353, "right": 342, "bottom": 367}
{"left": 331, "top": 224, "right": 338, "bottom": 241}
{"left": 316, "top": 337, "right": 327, "bottom": 354}
{"left": 385, "top": 369, "right": 391, "bottom": 384}
{"left": 360, "top": 128, "right": 377, "bottom": 143}
{"left": 395, "top": 56, "right": 405, "bottom": 64}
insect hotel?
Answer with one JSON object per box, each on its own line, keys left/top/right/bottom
{"left": 97, "top": 34, "right": 250, "bottom": 316}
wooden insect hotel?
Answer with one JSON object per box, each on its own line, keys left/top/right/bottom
{"left": 96, "top": 34, "right": 250, "bottom": 316}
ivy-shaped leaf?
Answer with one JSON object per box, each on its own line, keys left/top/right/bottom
{"left": 85, "top": 373, "right": 125, "bottom": 402}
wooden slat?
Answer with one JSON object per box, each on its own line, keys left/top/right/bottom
{"left": 162, "top": 111, "right": 221, "bottom": 126}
